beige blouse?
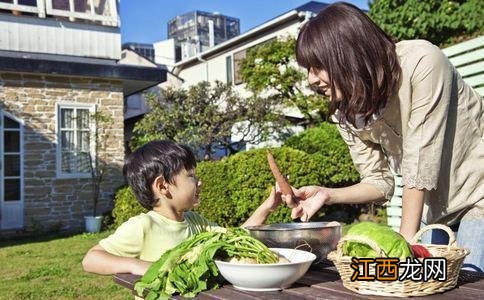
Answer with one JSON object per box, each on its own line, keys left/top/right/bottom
{"left": 336, "top": 40, "right": 483, "bottom": 225}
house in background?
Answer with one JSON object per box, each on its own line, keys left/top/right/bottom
{"left": 122, "top": 42, "right": 155, "bottom": 62}
{"left": 119, "top": 47, "right": 183, "bottom": 154}
{"left": 172, "top": 1, "right": 331, "bottom": 150}
{"left": 0, "top": 0, "right": 166, "bottom": 236}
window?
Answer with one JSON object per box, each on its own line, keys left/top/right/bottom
{"left": 226, "top": 55, "right": 233, "bottom": 85}
{"left": 57, "top": 104, "right": 94, "bottom": 178}
{"left": 233, "top": 38, "right": 277, "bottom": 85}
{"left": 46, "top": 0, "right": 118, "bottom": 26}
{"left": 233, "top": 49, "right": 247, "bottom": 85}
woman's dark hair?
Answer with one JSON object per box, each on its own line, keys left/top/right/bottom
{"left": 123, "top": 140, "right": 197, "bottom": 210}
{"left": 296, "top": 2, "right": 401, "bottom": 127}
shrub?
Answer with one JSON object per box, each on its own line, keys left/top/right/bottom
{"left": 112, "top": 186, "right": 147, "bottom": 228}
{"left": 283, "top": 122, "right": 363, "bottom": 223}
{"left": 196, "top": 147, "right": 325, "bottom": 227}
{"left": 112, "top": 123, "right": 364, "bottom": 227}
{"left": 369, "top": 0, "right": 484, "bottom": 47}
{"left": 283, "top": 122, "right": 360, "bottom": 186}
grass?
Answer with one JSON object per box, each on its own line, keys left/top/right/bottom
{"left": 0, "top": 231, "right": 131, "bottom": 300}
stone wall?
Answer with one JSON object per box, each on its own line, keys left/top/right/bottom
{"left": 0, "top": 72, "right": 125, "bottom": 235}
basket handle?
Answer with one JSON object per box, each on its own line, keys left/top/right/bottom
{"left": 336, "top": 235, "right": 386, "bottom": 258}
{"left": 411, "top": 224, "right": 456, "bottom": 250}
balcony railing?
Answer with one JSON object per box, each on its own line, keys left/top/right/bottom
{"left": 0, "top": 0, "right": 118, "bottom": 26}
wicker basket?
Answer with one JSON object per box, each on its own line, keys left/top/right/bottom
{"left": 327, "top": 224, "right": 470, "bottom": 297}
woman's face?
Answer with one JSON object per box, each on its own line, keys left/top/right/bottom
{"left": 308, "top": 68, "right": 342, "bottom": 100}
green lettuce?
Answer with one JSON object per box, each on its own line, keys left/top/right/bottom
{"left": 342, "top": 222, "right": 413, "bottom": 260}
{"left": 134, "top": 228, "right": 279, "bottom": 299}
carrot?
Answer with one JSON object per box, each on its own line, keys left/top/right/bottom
{"left": 267, "top": 151, "right": 297, "bottom": 200}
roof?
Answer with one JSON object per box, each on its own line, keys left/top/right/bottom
{"left": 173, "top": 1, "right": 330, "bottom": 70}
{"left": 0, "top": 50, "right": 166, "bottom": 96}
{"left": 294, "top": 1, "right": 330, "bottom": 13}
{"left": 122, "top": 42, "right": 154, "bottom": 50}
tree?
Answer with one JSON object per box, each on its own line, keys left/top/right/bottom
{"left": 240, "top": 38, "right": 329, "bottom": 127}
{"left": 88, "top": 111, "right": 114, "bottom": 217}
{"left": 369, "top": 0, "right": 484, "bottom": 47}
{"left": 131, "top": 81, "right": 287, "bottom": 159}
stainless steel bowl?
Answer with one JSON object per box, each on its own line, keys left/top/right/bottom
{"left": 246, "top": 222, "right": 342, "bottom": 264}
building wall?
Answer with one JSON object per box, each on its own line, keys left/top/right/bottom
{"left": 176, "top": 19, "right": 301, "bottom": 90}
{"left": 175, "top": 19, "right": 305, "bottom": 150}
{"left": 154, "top": 39, "right": 176, "bottom": 68}
{"left": 119, "top": 49, "right": 156, "bottom": 67}
{"left": 0, "top": 14, "right": 121, "bottom": 60}
{"left": 0, "top": 73, "right": 125, "bottom": 234}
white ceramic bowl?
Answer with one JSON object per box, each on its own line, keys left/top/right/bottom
{"left": 214, "top": 248, "right": 316, "bottom": 291}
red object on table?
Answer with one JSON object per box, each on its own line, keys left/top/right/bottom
{"left": 411, "top": 244, "right": 432, "bottom": 258}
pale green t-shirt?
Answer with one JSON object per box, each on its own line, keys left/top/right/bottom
{"left": 99, "top": 211, "right": 223, "bottom": 262}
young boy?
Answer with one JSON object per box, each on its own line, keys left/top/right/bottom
{"left": 82, "top": 140, "right": 281, "bottom": 276}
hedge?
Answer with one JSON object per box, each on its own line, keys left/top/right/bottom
{"left": 283, "top": 122, "right": 359, "bottom": 186}
{"left": 112, "top": 122, "right": 362, "bottom": 227}
{"left": 112, "top": 186, "right": 146, "bottom": 228}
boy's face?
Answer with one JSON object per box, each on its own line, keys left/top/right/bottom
{"left": 166, "top": 168, "right": 201, "bottom": 210}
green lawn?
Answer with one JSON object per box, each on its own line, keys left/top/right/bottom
{"left": 0, "top": 231, "right": 131, "bottom": 300}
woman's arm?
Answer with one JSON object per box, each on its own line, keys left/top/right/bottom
{"left": 399, "top": 187, "right": 425, "bottom": 241}
{"left": 287, "top": 182, "right": 385, "bottom": 221}
{"left": 82, "top": 244, "right": 151, "bottom": 275}
{"left": 328, "top": 182, "right": 386, "bottom": 205}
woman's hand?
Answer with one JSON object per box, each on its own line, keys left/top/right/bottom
{"left": 281, "top": 186, "right": 332, "bottom": 222}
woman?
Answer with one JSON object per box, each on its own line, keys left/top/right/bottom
{"left": 286, "top": 2, "right": 483, "bottom": 271}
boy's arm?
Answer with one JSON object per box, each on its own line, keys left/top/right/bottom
{"left": 242, "top": 187, "right": 281, "bottom": 228}
{"left": 82, "top": 244, "right": 152, "bottom": 275}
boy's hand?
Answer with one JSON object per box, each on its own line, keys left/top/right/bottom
{"left": 130, "top": 259, "right": 152, "bottom": 276}
{"left": 261, "top": 187, "right": 282, "bottom": 212}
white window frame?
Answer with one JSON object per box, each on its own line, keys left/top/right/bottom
{"left": 45, "top": 0, "right": 119, "bottom": 26}
{"left": 56, "top": 102, "right": 95, "bottom": 179}
{"left": 0, "top": 0, "right": 40, "bottom": 14}
{"left": 0, "top": 110, "right": 25, "bottom": 229}
{"left": 226, "top": 54, "right": 234, "bottom": 85}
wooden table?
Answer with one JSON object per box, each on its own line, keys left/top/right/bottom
{"left": 114, "top": 262, "right": 484, "bottom": 299}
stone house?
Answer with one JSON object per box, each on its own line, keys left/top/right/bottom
{"left": 0, "top": 0, "right": 166, "bottom": 236}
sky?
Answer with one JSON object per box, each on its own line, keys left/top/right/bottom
{"left": 120, "top": 0, "right": 370, "bottom": 44}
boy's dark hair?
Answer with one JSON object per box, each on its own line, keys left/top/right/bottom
{"left": 123, "top": 140, "right": 197, "bottom": 210}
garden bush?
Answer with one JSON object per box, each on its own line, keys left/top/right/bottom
{"left": 196, "top": 147, "right": 324, "bottom": 227}
{"left": 283, "top": 122, "right": 360, "bottom": 186}
{"left": 112, "top": 186, "right": 147, "bottom": 228}
{"left": 112, "top": 123, "right": 364, "bottom": 227}
{"left": 283, "top": 122, "right": 363, "bottom": 223}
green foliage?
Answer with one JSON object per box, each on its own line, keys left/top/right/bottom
{"left": 113, "top": 123, "right": 363, "bottom": 228}
{"left": 112, "top": 186, "right": 147, "bottom": 228}
{"left": 131, "top": 81, "right": 283, "bottom": 158}
{"left": 88, "top": 111, "right": 115, "bottom": 217}
{"left": 283, "top": 122, "right": 362, "bottom": 222}
{"left": 240, "top": 38, "right": 329, "bottom": 125}
{"left": 135, "top": 229, "right": 278, "bottom": 298}
{"left": 369, "top": 0, "right": 484, "bottom": 47}
{"left": 283, "top": 122, "right": 360, "bottom": 186}
{"left": 196, "top": 146, "right": 350, "bottom": 227}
